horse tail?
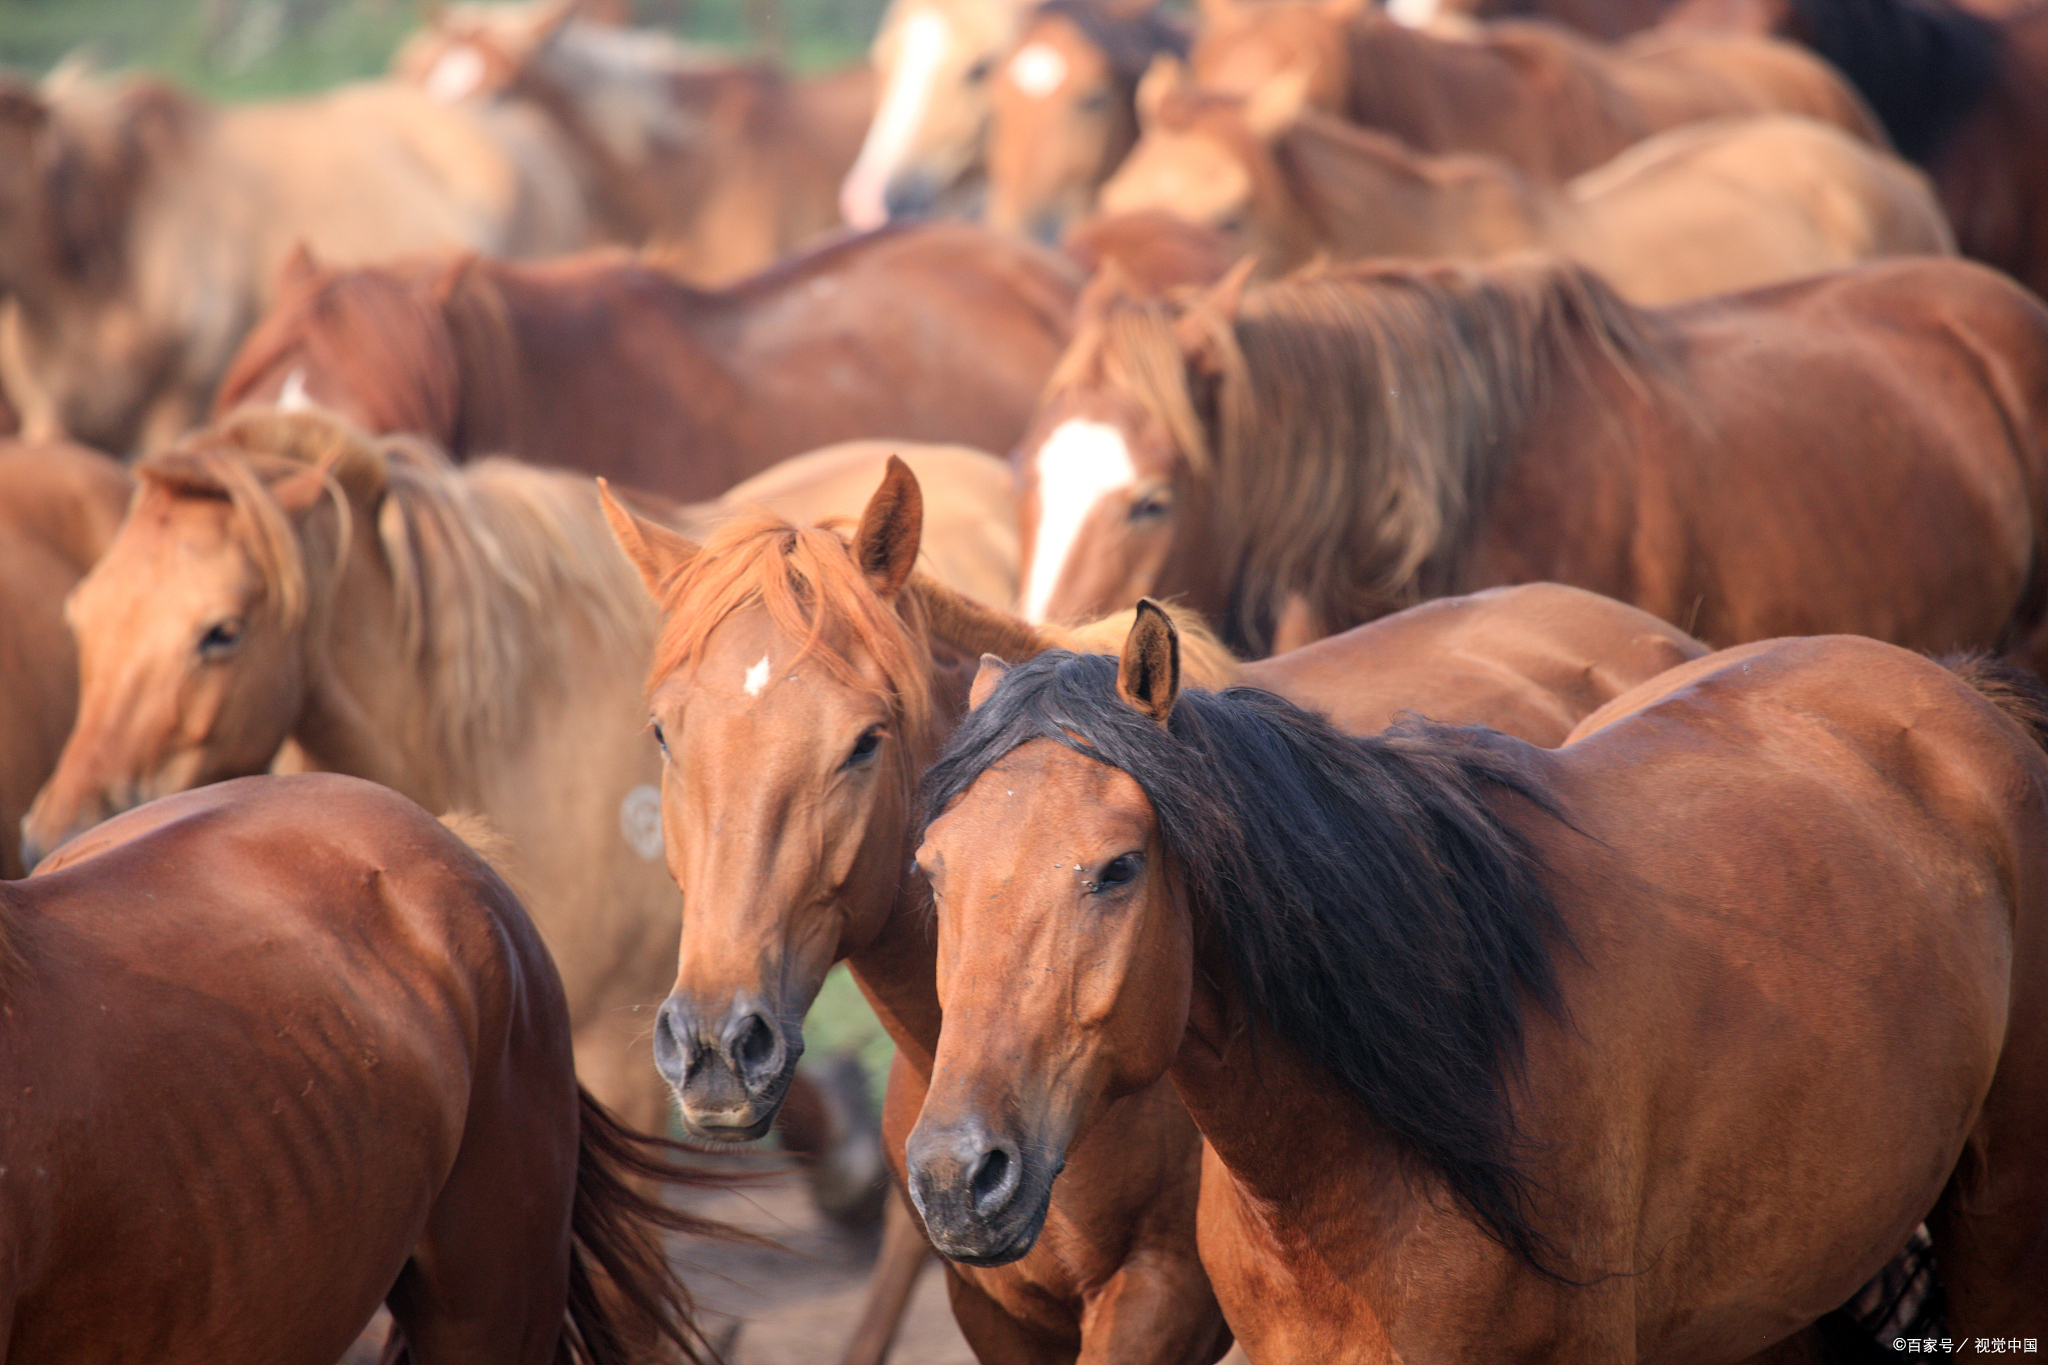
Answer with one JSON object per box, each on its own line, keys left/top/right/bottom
{"left": 559, "top": 1087, "right": 738, "bottom": 1365}
{"left": 1942, "top": 652, "right": 2048, "bottom": 754}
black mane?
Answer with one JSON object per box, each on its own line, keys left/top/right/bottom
{"left": 924, "top": 650, "right": 1572, "bottom": 1270}
{"left": 1786, "top": 0, "right": 1999, "bottom": 163}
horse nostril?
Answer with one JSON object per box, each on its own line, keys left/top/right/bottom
{"left": 652, "top": 1000, "right": 687, "bottom": 1085}
{"left": 969, "top": 1144, "right": 1016, "bottom": 1216}
{"left": 728, "top": 1013, "right": 778, "bottom": 1081}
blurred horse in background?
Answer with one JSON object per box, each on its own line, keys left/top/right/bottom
{"left": 1186, "top": 0, "right": 1880, "bottom": 183}
{"left": 11, "top": 771, "right": 728, "bottom": 1365}
{"left": 20, "top": 409, "right": 1018, "bottom": 1151}
{"left": 1102, "top": 69, "right": 1949, "bottom": 298}
{"left": 1015, "top": 254, "right": 2048, "bottom": 659}
{"left": 0, "top": 439, "right": 129, "bottom": 879}
{"left": 212, "top": 223, "right": 1078, "bottom": 500}
{"left": 984, "top": 0, "right": 1188, "bottom": 242}
{"left": 394, "top": 0, "right": 875, "bottom": 284}
{"left": 840, "top": 0, "right": 1032, "bottom": 227}
{"left": 0, "top": 66, "right": 590, "bottom": 453}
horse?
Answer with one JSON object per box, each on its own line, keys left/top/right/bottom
{"left": 840, "top": 0, "right": 1034, "bottom": 227}
{"left": 909, "top": 605, "right": 2048, "bottom": 1360}
{"left": 5, "top": 770, "right": 725, "bottom": 1363}
{"left": 0, "top": 67, "right": 590, "bottom": 454}
{"left": 18, "top": 409, "right": 1019, "bottom": 1161}
{"left": 984, "top": 0, "right": 1188, "bottom": 243}
{"left": 393, "top": 1, "right": 874, "bottom": 284}
{"left": 594, "top": 443, "right": 1776, "bottom": 1361}
{"left": 1062, "top": 210, "right": 1240, "bottom": 295}
{"left": 1014, "top": 254, "right": 2048, "bottom": 662}
{"left": 0, "top": 439, "right": 129, "bottom": 879}
{"left": 1185, "top": 0, "right": 1881, "bottom": 185}
{"left": 1101, "top": 67, "right": 1949, "bottom": 297}
{"left": 211, "top": 223, "right": 1079, "bottom": 501}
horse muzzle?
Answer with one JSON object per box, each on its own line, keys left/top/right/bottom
{"left": 653, "top": 992, "right": 800, "bottom": 1141}
{"left": 904, "top": 1117, "right": 1060, "bottom": 1267}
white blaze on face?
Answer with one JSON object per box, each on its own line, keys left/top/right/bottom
{"left": 1385, "top": 0, "right": 1443, "bottom": 27}
{"left": 276, "top": 367, "right": 312, "bottom": 412}
{"left": 425, "top": 44, "right": 487, "bottom": 103}
{"left": 1007, "top": 42, "right": 1068, "bottom": 99}
{"left": 1022, "top": 419, "right": 1138, "bottom": 624}
{"left": 840, "top": 8, "right": 954, "bottom": 228}
{"left": 743, "top": 654, "right": 772, "bottom": 698}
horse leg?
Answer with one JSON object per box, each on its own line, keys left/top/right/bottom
{"left": 942, "top": 1263, "right": 1076, "bottom": 1365}
{"left": 382, "top": 1094, "right": 577, "bottom": 1365}
{"left": 1073, "top": 1250, "right": 1231, "bottom": 1365}
{"left": 838, "top": 1193, "right": 933, "bottom": 1365}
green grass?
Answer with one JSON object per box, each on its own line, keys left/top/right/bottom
{"left": 801, "top": 961, "right": 895, "bottom": 1113}
{"left": 0, "top": 0, "right": 885, "bottom": 99}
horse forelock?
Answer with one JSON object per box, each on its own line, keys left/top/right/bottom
{"left": 648, "top": 512, "right": 939, "bottom": 750}
{"left": 922, "top": 647, "right": 1571, "bottom": 1273}
{"left": 1048, "top": 295, "right": 1213, "bottom": 474}
{"left": 1032, "top": 0, "right": 1189, "bottom": 84}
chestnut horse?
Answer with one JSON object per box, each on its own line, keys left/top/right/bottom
{"left": 985, "top": 0, "right": 1188, "bottom": 242}
{"left": 1015, "top": 254, "right": 2048, "bottom": 659}
{"left": 0, "top": 67, "right": 588, "bottom": 454}
{"left": 1101, "top": 69, "right": 1949, "bottom": 298}
{"left": 211, "top": 223, "right": 1078, "bottom": 501}
{"left": 7, "top": 771, "right": 723, "bottom": 1363}
{"left": 597, "top": 451, "right": 1780, "bottom": 1361}
{"left": 393, "top": 2, "right": 874, "bottom": 283}
{"left": 20, "top": 410, "right": 1018, "bottom": 1155}
{"left": 1186, "top": 0, "right": 1880, "bottom": 185}
{"left": 910, "top": 607, "right": 2048, "bottom": 1360}
{"left": 0, "top": 440, "right": 129, "bottom": 879}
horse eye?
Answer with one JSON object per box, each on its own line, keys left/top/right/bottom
{"left": 1078, "top": 88, "right": 1111, "bottom": 113}
{"left": 1093, "top": 853, "right": 1143, "bottom": 891}
{"left": 845, "top": 726, "right": 885, "bottom": 769}
{"left": 1129, "top": 491, "right": 1174, "bottom": 524}
{"left": 965, "top": 58, "right": 993, "bottom": 85}
{"left": 197, "top": 619, "right": 244, "bottom": 660}
{"left": 650, "top": 720, "right": 668, "bottom": 754}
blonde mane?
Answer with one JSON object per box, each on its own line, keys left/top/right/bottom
{"left": 1052, "top": 255, "right": 1667, "bottom": 653}
{"left": 139, "top": 408, "right": 650, "bottom": 787}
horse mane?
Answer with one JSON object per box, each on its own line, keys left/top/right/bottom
{"left": 1049, "top": 255, "right": 1664, "bottom": 653}
{"left": 140, "top": 408, "right": 649, "bottom": 786}
{"left": 923, "top": 648, "right": 1569, "bottom": 1270}
{"left": 1784, "top": 0, "right": 1999, "bottom": 162}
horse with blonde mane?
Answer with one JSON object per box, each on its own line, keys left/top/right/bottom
{"left": 1186, "top": 0, "right": 1880, "bottom": 185}
{"left": 20, "top": 410, "right": 1018, "bottom": 1167}
{"left": 0, "top": 66, "right": 588, "bottom": 453}
{"left": 1016, "top": 254, "right": 2048, "bottom": 662}
{"left": 7, "top": 771, "right": 729, "bottom": 1364}
{"left": 392, "top": 1, "right": 874, "bottom": 284}
{"left": 0, "top": 439, "right": 129, "bottom": 879}
{"left": 212, "top": 224, "right": 1078, "bottom": 500}
{"left": 597, "top": 453, "right": 1792, "bottom": 1362}
{"left": 1102, "top": 68, "right": 1949, "bottom": 298}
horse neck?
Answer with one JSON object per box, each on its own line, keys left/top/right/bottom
{"left": 1281, "top": 120, "right": 1550, "bottom": 261}
{"left": 438, "top": 267, "right": 523, "bottom": 460}
{"left": 845, "top": 578, "right": 1053, "bottom": 1061}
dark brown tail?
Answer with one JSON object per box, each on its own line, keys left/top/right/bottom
{"left": 559, "top": 1087, "right": 743, "bottom": 1365}
{"left": 1942, "top": 652, "right": 2048, "bottom": 753}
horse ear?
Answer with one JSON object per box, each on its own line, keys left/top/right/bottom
{"left": 853, "top": 454, "right": 924, "bottom": 598}
{"left": 1172, "top": 254, "right": 1255, "bottom": 365}
{"left": 969, "top": 653, "right": 1011, "bottom": 711}
{"left": 278, "top": 241, "right": 320, "bottom": 291}
{"left": 1243, "top": 63, "right": 1312, "bottom": 139}
{"left": 1135, "top": 53, "right": 1185, "bottom": 127}
{"left": 1118, "top": 599, "right": 1180, "bottom": 725}
{"left": 598, "top": 477, "right": 699, "bottom": 599}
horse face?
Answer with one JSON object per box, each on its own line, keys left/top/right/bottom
{"left": 1015, "top": 389, "right": 1194, "bottom": 626}
{"left": 908, "top": 739, "right": 1191, "bottom": 1265}
{"left": 648, "top": 606, "right": 908, "bottom": 1140}
{"left": 1097, "top": 121, "right": 1253, "bottom": 233}
{"left": 20, "top": 486, "right": 306, "bottom": 868}
{"left": 1188, "top": 0, "right": 1350, "bottom": 114}
{"left": 986, "top": 15, "right": 1133, "bottom": 243}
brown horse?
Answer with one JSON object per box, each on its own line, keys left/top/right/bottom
{"left": 0, "top": 67, "right": 589, "bottom": 454}
{"left": 598, "top": 452, "right": 1743, "bottom": 1362}
{"left": 7, "top": 770, "right": 725, "bottom": 1363}
{"left": 19, "top": 410, "right": 1018, "bottom": 1154}
{"left": 1186, "top": 0, "right": 1880, "bottom": 185}
{"left": 1102, "top": 68, "right": 1949, "bottom": 297}
{"left": 0, "top": 440, "right": 129, "bottom": 880}
{"left": 910, "top": 607, "right": 2048, "bottom": 1360}
{"left": 1015, "top": 254, "right": 2048, "bottom": 661}
{"left": 211, "top": 224, "right": 1078, "bottom": 501}
{"left": 985, "top": 0, "right": 1188, "bottom": 243}
{"left": 392, "top": 2, "right": 874, "bottom": 284}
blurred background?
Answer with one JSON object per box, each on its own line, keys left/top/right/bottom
{"left": 0, "top": 0, "right": 889, "bottom": 97}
